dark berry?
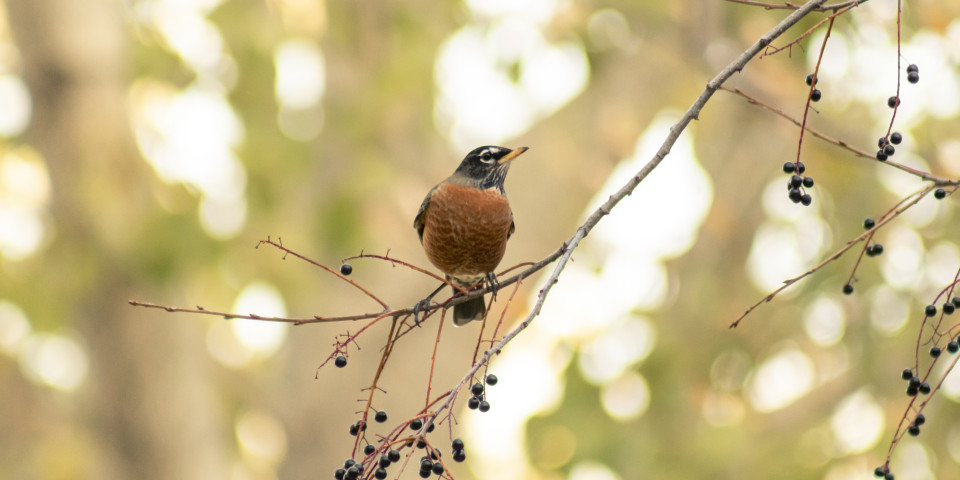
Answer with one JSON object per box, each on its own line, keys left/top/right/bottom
{"left": 806, "top": 73, "right": 818, "bottom": 86}
{"left": 874, "top": 466, "right": 886, "bottom": 477}
{"left": 878, "top": 137, "right": 889, "bottom": 148}
{"left": 925, "top": 305, "right": 938, "bottom": 317}
{"left": 883, "top": 144, "right": 895, "bottom": 156}
{"left": 364, "top": 444, "right": 376, "bottom": 455}
{"left": 802, "top": 176, "right": 814, "bottom": 188}
{"left": 842, "top": 284, "right": 854, "bottom": 295}
{"left": 907, "top": 71, "right": 919, "bottom": 84}
{"left": 419, "top": 458, "right": 433, "bottom": 471}
{"left": 344, "top": 459, "right": 356, "bottom": 469}
{"left": 948, "top": 341, "right": 959, "bottom": 353}
{"left": 790, "top": 175, "right": 803, "bottom": 188}
{"left": 944, "top": 303, "right": 955, "bottom": 315}
{"left": 796, "top": 162, "right": 806, "bottom": 174}
{"left": 888, "top": 96, "right": 900, "bottom": 108}
{"left": 914, "top": 413, "right": 926, "bottom": 426}
{"left": 930, "top": 346, "right": 941, "bottom": 358}
{"left": 467, "top": 396, "right": 480, "bottom": 410}
{"left": 906, "top": 384, "right": 919, "bottom": 396}
{"left": 867, "top": 244, "right": 884, "bottom": 257}
{"left": 374, "top": 468, "right": 388, "bottom": 480}
{"left": 416, "top": 439, "right": 426, "bottom": 449}
{"left": 810, "top": 89, "right": 822, "bottom": 102}
{"left": 452, "top": 438, "right": 465, "bottom": 451}
{"left": 374, "top": 411, "right": 388, "bottom": 423}
{"left": 788, "top": 188, "right": 802, "bottom": 203}
{"left": 907, "top": 64, "right": 918, "bottom": 74}
{"left": 471, "top": 382, "right": 484, "bottom": 396}
{"left": 379, "top": 455, "right": 391, "bottom": 468}
{"left": 335, "top": 468, "right": 346, "bottom": 480}
{"left": 909, "top": 376, "right": 921, "bottom": 389}
{"left": 782, "top": 161, "right": 796, "bottom": 174}
{"left": 340, "top": 263, "right": 353, "bottom": 275}
{"left": 418, "top": 469, "right": 431, "bottom": 479}
{"left": 800, "top": 194, "right": 812, "bottom": 206}
{"left": 453, "top": 450, "right": 466, "bottom": 462}
{"left": 335, "top": 355, "right": 348, "bottom": 368}
{"left": 430, "top": 449, "right": 440, "bottom": 460}
{"left": 432, "top": 462, "right": 445, "bottom": 475}
{"left": 908, "top": 424, "right": 920, "bottom": 436}
{"left": 934, "top": 188, "right": 946, "bottom": 199}
{"left": 388, "top": 449, "right": 401, "bottom": 463}
{"left": 426, "top": 422, "right": 435, "bottom": 433}
{"left": 863, "top": 217, "right": 875, "bottom": 229}
{"left": 901, "top": 368, "right": 913, "bottom": 380}
{"left": 478, "top": 400, "right": 491, "bottom": 412}
{"left": 890, "top": 132, "right": 902, "bottom": 144}
{"left": 885, "top": 472, "right": 895, "bottom": 480}
{"left": 485, "top": 374, "right": 498, "bottom": 386}
{"left": 349, "top": 424, "right": 359, "bottom": 436}
{"left": 410, "top": 418, "right": 423, "bottom": 431}
{"left": 876, "top": 150, "right": 888, "bottom": 161}
{"left": 345, "top": 467, "right": 360, "bottom": 480}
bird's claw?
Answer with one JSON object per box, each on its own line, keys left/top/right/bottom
{"left": 485, "top": 272, "right": 500, "bottom": 303}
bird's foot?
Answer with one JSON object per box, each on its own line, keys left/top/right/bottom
{"left": 485, "top": 272, "right": 500, "bottom": 303}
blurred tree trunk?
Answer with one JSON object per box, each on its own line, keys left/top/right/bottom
{"left": 6, "top": 1, "right": 227, "bottom": 478}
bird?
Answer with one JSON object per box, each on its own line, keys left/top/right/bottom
{"left": 414, "top": 145, "right": 528, "bottom": 325}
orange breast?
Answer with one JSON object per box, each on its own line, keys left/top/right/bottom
{"left": 421, "top": 183, "right": 513, "bottom": 280}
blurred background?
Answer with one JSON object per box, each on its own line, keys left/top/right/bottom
{"left": 2, "top": 0, "right": 960, "bottom": 479}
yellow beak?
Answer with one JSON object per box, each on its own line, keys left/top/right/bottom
{"left": 497, "top": 146, "right": 529, "bottom": 164}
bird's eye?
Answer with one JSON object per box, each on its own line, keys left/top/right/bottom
{"left": 481, "top": 150, "right": 493, "bottom": 162}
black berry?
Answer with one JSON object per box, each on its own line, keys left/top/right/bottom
{"left": 418, "top": 469, "right": 431, "bottom": 479}
{"left": 888, "top": 96, "right": 900, "bottom": 108}
{"left": 906, "top": 384, "right": 919, "bottom": 396}
{"left": 374, "top": 468, "right": 388, "bottom": 479}
{"left": 914, "top": 413, "right": 926, "bottom": 426}
{"left": 419, "top": 458, "right": 433, "bottom": 472}
{"left": 930, "top": 346, "right": 941, "bottom": 358}
{"left": 453, "top": 450, "right": 466, "bottom": 462}
{"left": 800, "top": 194, "right": 812, "bottom": 206}
{"left": 388, "top": 449, "right": 401, "bottom": 463}
{"left": 335, "top": 468, "right": 346, "bottom": 480}
{"left": 335, "top": 355, "right": 348, "bottom": 368}
{"left": 948, "top": 340, "right": 959, "bottom": 353}
{"left": 452, "top": 438, "right": 465, "bottom": 451}
{"left": 944, "top": 303, "right": 955, "bottom": 315}
{"left": 907, "top": 71, "right": 919, "bottom": 84}
{"left": 890, "top": 132, "right": 902, "bottom": 144}
{"left": 426, "top": 422, "right": 435, "bottom": 433}
{"left": 364, "top": 444, "right": 376, "bottom": 455}
{"left": 432, "top": 462, "right": 444, "bottom": 475}
{"left": 467, "top": 396, "right": 480, "bottom": 410}
{"left": 934, "top": 188, "right": 946, "bottom": 199}
{"left": 796, "top": 162, "right": 806, "bottom": 174}
{"left": 878, "top": 137, "right": 889, "bottom": 148}
{"left": 340, "top": 263, "right": 353, "bottom": 275}
{"left": 379, "top": 455, "right": 391, "bottom": 468}
{"left": 349, "top": 424, "right": 359, "bottom": 436}
{"left": 485, "top": 374, "right": 498, "bottom": 386}
{"left": 883, "top": 144, "right": 895, "bottom": 156}
{"left": 874, "top": 466, "right": 886, "bottom": 477}
{"left": 876, "top": 150, "right": 888, "bottom": 161}
{"left": 925, "top": 305, "right": 938, "bottom": 317}
{"left": 344, "top": 459, "right": 356, "bottom": 469}
{"left": 416, "top": 439, "right": 426, "bottom": 449}
{"left": 802, "top": 176, "right": 814, "bottom": 188}
{"left": 810, "top": 89, "right": 822, "bottom": 102}
{"left": 345, "top": 467, "right": 360, "bottom": 480}
{"left": 908, "top": 376, "right": 921, "bottom": 389}
{"left": 788, "top": 188, "right": 802, "bottom": 203}
{"left": 907, "top": 64, "right": 918, "bottom": 74}
{"left": 908, "top": 424, "right": 920, "bottom": 436}
{"left": 374, "top": 411, "right": 388, "bottom": 423}
{"left": 901, "top": 368, "right": 913, "bottom": 380}
{"left": 842, "top": 284, "right": 854, "bottom": 295}
{"left": 953, "top": 297, "right": 960, "bottom": 308}
{"left": 478, "top": 400, "right": 491, "bottom": 412}
{"left": 885, "top": 472, "right": 895, "bottom": 480}
{"left": 863, "top": 217, "right": 875, "bottom": 229}
{"left": 805, "top": 73, "right": 818, "bottom": 86}
{"left": 471, "top": 382, "right": 484, "bottom": 396}
{"left": 782, "top": 161, "right": 796, "bottom": 174}
{"left": 410, "top": 418, "right": 423, "bottom": 431}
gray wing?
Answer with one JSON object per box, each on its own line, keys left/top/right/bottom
{"left": 413, "top": 186, "right": 438, "bottom": 243}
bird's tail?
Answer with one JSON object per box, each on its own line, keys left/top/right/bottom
{"left": 453, "top": 295, "right": 485, "bottom": 325}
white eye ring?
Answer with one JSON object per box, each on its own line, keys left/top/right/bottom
{"left": 480, "top": 150, "right": 494, "bottom": 163}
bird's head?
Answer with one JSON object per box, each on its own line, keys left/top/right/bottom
{"left": 450, "top": 146, "right": 528, "bottom": 192}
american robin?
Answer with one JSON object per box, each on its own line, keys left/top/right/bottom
{"left": 414, "top": 145, "right": 528, "bottom": 325}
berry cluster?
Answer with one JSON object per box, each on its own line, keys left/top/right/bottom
{"left": 907, "top": 63, "right": 919, "bottom": 84}
{"left": 876, "top": 132, "right": 902, "bottom": 161}
{"left": 416, "top": 448, "right": 445, "bottom": 478}
{"left": 805, "top": 73, "right": 822, "bottom": 102}
{"left": 874, "top": 464, "right": 895, "bottom": 480}
{"left": 782, "top": 161, "right": 813, "bottom": 206}
{"left": 467, "top": 375, "right": 498, "bottom": 412}
{"left": 841, "top": 218, "right": 885, "bottom": 295}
